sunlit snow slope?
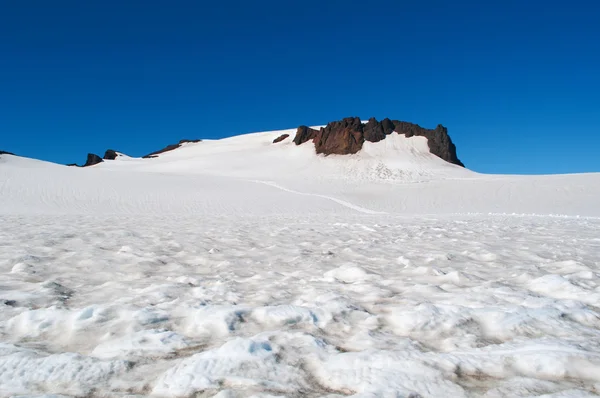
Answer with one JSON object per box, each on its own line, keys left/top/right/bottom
{"left": 1, "top": 128, "right": 599, "bottom": 216}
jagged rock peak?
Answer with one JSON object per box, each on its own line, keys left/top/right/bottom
{"left": 83, "top": 153, "right": 103, "bottom": 167}
{"left": 292, "top": 117, "right": 464, "bottom": 167}
{"left": 103, "top": 149, "right": 119, "bottom": 160}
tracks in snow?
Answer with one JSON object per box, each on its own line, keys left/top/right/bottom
{"left": 248, "top": 180, "right": 386, "bottom": 215}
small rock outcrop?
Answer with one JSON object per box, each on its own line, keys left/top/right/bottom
{"left": 143, "top": 139, "right": 202, "bottom": 159}
{"left": 292, "top": 117, "right": 464, "bottom": 166}
{"left": 69, "top": 149, "right": 120, "bottom": 167}
{"left": 103, "top": 149, "right": 119, "bottom": 160}
{"left": 0, "top": 150, "right": 15, "bottom": 156}
{"left": 83, "top": 153, "right": 103, "bottom": 167}
{"left": 293, "top": 126, "right": 320, "bottom": 145}
{"left": 273, "top": 134, "right": 289, "bottom": 144}
{"left": 393, "top": 122, "right": 463, "bottom": 167}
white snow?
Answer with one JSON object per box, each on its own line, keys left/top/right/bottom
{"left": 1, "top": 128, "right": 600, "bottom": 397}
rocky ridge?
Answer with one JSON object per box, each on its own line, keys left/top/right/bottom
{"left": 62, "top": 117, "right": 462, "bottom": 167}
{"left": 142, "top": 139, "right": 202, "bottom": 159}
{"left": 288, "top": 117, "right": 464, "bottom": 167}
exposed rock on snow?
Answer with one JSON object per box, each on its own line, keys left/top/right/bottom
{"left": 142, "top": 139, "right": 202, "bottom": 158}
{"left": 68, "top": 149, "right": 125, "bottom": 166}
{"left": 65, "top": 153, "right": 103, "bottom": 167}
{"left": 55, "top": 117, "right": 461, "bottom": 166}
{"left": 394, "top": 121, "right": 463, "bottom": 167}
{"left": 293, "top": 125, "right": 320, "bottom": 146}
{"left": 272, "top": 133, "right": 289, "bottom": 143}
{"left": 293, "top": 116, "right": 464, "bottom": 166}
{"left": 83, "top": 153, "right": 103, "bottom": 167}
{"left": 103, "top": 149, "right": 119, "bottom": 160}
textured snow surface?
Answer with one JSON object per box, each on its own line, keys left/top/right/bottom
{"left": 1, "top": 130, "right": 600, "bottom": 397}
{"left": 2, "top": 215, "right": 600, "bottom": 397}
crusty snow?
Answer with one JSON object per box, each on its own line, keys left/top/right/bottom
{"left": 1, "top": 129, "right": 600, "bottom": 397}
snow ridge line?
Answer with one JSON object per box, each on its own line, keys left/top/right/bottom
{"left": 248, "top": 180, "right": 386, "bottom": 215}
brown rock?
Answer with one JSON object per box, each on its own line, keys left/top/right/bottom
{"left": 272, "top": 134, "right": 289, "bottom": 144}
{"left": 292, "top": 117, "right": 464, "bottom": 166}
{"left": 292, "top": 117, "right": 364, "bottom": 155}
{"left": 392, "top": 121, "right": 464, "bottom": 166}
{"left": 314, "top": 117, "right": 364, "bottom": 155}
{"left": 363, "top": 117, "right": 386, "bottom": 143}
{"left": 293, "top": 126, "right": 319, "bottom": 145}
{"left": 142, "top": 139, "right": 202, "bottom": 159}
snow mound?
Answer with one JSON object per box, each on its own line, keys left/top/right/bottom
{"left": 0, "top": 343, "right": 129, "bottom": 397}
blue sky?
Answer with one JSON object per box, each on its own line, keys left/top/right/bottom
{"left": 1, "top": 1, "right": 598, "bottom": 174}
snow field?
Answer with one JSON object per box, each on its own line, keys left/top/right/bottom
{"left": 1, "top": 128, "right": 600, "bottom": 396}
{"left": 1, "top": 215, "right": 600, "bottom": 397}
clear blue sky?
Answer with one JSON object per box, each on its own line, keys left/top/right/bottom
{"left": 1, "top": 1, "right": 598, "bottom": 174}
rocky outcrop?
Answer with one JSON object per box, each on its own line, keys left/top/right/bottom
{"left": 83, "top": 153, "right": 103, "bottom": 167}
{"left": 363, "top": 117, "right": 387, "bottom": 143}
{"left": 67, "top": 155, "right": 103, "bottom": 167}
{"left": 103, "top": 149, "right": 119, "bottom": 160}
{"left": 292, "top": 119, "right": 365, "bottom": 155}
{"left": 314, "top": 117, "right": 364, "bottom": 155}
{"left": 143, "top": 139, "right": 202, "bottom": 159}
{"left": 293, "top": 126, "right": 320, "bottom": 146}
{"left": 393, "top": 122, "right": 463, "bottom": 167}
{"left": 68, "top": 139, "right": 202, "bottom": 165}
{"left": 272, "top": 134, "right": 289, "bottom": 144}
{"left": 0, "top": 150, "right": 15, "bottom": 156}
{"left": 68, "top": 150, "right": 118, "bottom": 167}
{"left": 292, "top": 117, "right": 464, "bottom": 166}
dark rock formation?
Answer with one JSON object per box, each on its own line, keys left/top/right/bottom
{"left": 293, "top": 126, "right": 320, "bottom": 146}
{"left": 0, "top": 150, "right": 15, "bottom": 156}
{"left": 381, "top": 118, "right": 396, "bottom": 135}
{"left": 272, "top": 134, "right": 290, "bottom": 144}
{"left": 313, "top": 117, "right": 364, "bottom": 155}
{"left": 292, "top": 117, "right": 464, "bottom": 166}
{"left": 83, "top": 153, "right": 103, "bottom": 167}
{"left": 103, "top": 149, "right": 119, "bottom": 160}
{"left": 294, "top": 118, "right": 365, "bottom": 155}
{"left": 363, "top": 117, "right": 386, "bottom": 143}
{"left": 69, "top": 149, "right": 121, "bottom": 167}
{"left": 391, "top": 121, "right": 464, "bottom": 167}
{"left": 143, "top": 139, "right": 202, "bottom": 159}
{"left": 143, "top": 144, "right": 179, "bottom": 159}
{"left": 294, "top": 117, "right": 365, "bottom": 155}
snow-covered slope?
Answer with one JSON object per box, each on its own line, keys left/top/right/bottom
{"left": 1, "top": 128, "right": 599, "bottom": 216}
{"left": 1, "top": 128, "right": 600, "bottom": 397}
{"left": 98, "top": 128, "right": 470, "bottom": 180}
